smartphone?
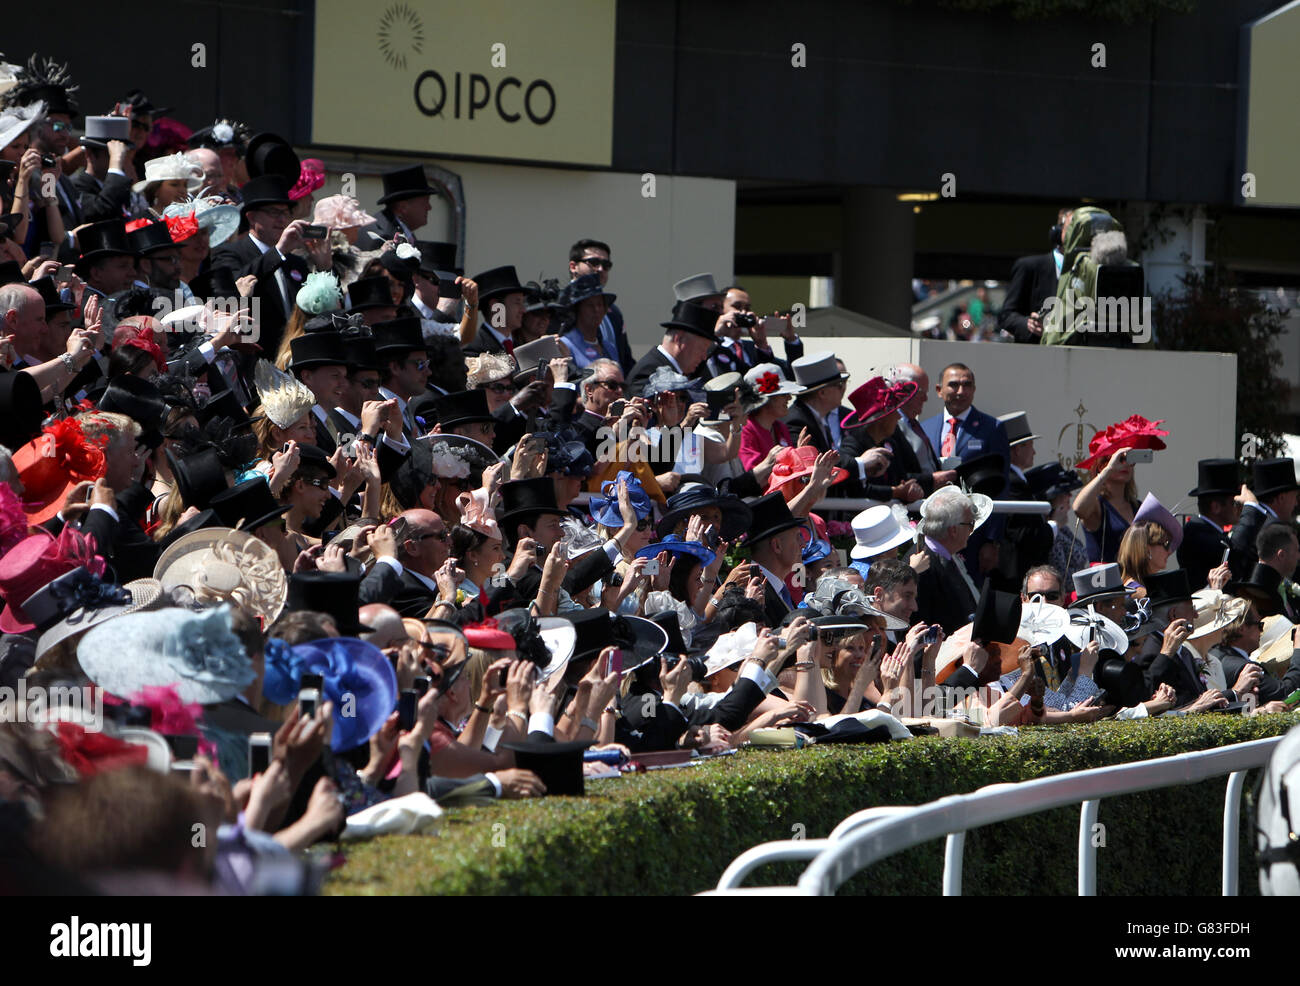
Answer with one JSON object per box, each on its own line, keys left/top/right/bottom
{"left": 498, "top": 667, "right": 508, "bottom": 688}
{"left": 438, "top": 276, "right": 462, "bottom": 300}
{"left": 609, "top": 399, "right": 627, "bottom": 417}
{"left": 534, "top": 541, "right": 546, "bottom": 558}
{"left": 1123, "top": 448, "right": 1153, "bottom": 464}
{"left": 605, "top": 648, "right": 624, "bottom": 678}
{"left": 301, "top": 224, "right": 328, "bottom": 239}
{"left": 39, "top": 241, "right": 56, "bottom": 260}
{"left": 55, "top": 264, "right": 74, "bottom": 284}
{"left": 923, "top": 624, "right": 939, "bottom": 646}
{"left": 1285, "top": 687, "right": 1300, "bottom": 707}
{"left": 1221, "top": 546, "right": 1231, "bottom": 566}
{"left": 298, "top": 687, "right": 320, "bottom": 719}
{"left": 537, "top": 358, "right": 548, "bottom": 382}
{"left": 644, "top": 558, "right": 660, "bottom": 577}
{"left": 398, "top": 689, "right": 419, "bottom": 731}
{"left": 412, "top": 676, "right": 431, "bottom": 697}
{"left": 300, "top": 672, "right": 325, "bottom": 692}
{"left": 704, "top": 525, "right": 719, "bottom": 550}
{"left": 248, "top": 733, "right": 272, "bottom": 775}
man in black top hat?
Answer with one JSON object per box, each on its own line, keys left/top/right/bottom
{"left": 76, "top": 220, "right": 137, "bottom": 307}
{"left": 1229, "top": 458, "right": 1298, "bottom": 580}
{"left": 329, "top": 332, "right": 410, "bottom": 481}
{"left": 345, "top": 275, "right": 400, "bottom": 326}
{"left": 209, "top": 174, "right": 311, "bottom": 359}
{"left": 462, "top": 266, "right": 525, "bottom": 357}
{"left": 625, "top": 301, "right": 717, "bottom": 398}
{"left": 126, "top": 221, "right": 183, "bottom": 295}
{"left": 374, "top": 317, "right": 429, "bottom": 439}
{"left": 743, "top": 492, "right": 806, "bottom": 628}
{"left": 69, "top": 116, "right": 134, "bottom": 224}
{"left": 290, "top": 331, "right": 353, "bottom": 454}
{"left": 358, "top": 164, "right": 440, "bottom": 248}
{"left": 423, "top": 389, "right": 497, "bottom": 447}
{"left": 1179, "top": 458, "right": 1242, "bottom": 591}
{"left": 701, "top": 285, "right": 804, "bottom": 379}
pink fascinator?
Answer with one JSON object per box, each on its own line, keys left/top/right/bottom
{"left": 456, "top": 488, "right": 501, "bottom": 540}
{"left": 314, "top": 194, "right": 376, "bottom": 231}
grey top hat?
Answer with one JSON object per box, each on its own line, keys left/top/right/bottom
{"left": 512, "top": 335, "right": 568, "bottom": 382}
{"left": 672, "top": 272, "right": 720, "bottom": 304}
{"left": 997, "top": 411, "right": 1039, "bottom": 447}
{"left": 790, "top": 351, "right": 848, "bottom": 393}
{"left": 79, "top": 115, "right": 134, "bottom": 149}
{"left": 1069, "top": 562, "right": 1133, "bottom": 607}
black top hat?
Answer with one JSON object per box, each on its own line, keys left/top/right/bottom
{"left": 126, "top": 221, "right": 178, "bottom": 256}
{"left": 957, "top": 453, "right": 1006, "bottom": 497}
{"left": 166, "top": 446, "right": 229, "bottom": 509}
{"left": 376, "top": 164, "right": 440, "bottom": 206}
{"left": 1227, "top": 564, "right": 1284, "bottom": 618}
{"left": 210, "top": 478, "right": 290, "bottom": 532}
{"left": 1026, "top": 462, "right": 1083, "bottom": 502}
{"left": 660, "top": 301, "right": 718, "bottom": 342}
{"left": 380, "top": 249, "right": 419, "bottom": 282}
{"left": 294, "top": 443, "right": 337, "bottom": 479}
{"left": 563, "top": 273, "right": 616, "bottom": 311}
{"left": 0, "top": 260, "right": 23, "bottom": 286}
{"left": 99, "top": 374, "right": 167, "bottom": 449}
{"left": 79, "top": 115, "right": 134, "bottom": 150}
{"left": 76, "top": 220, "right": 133, "bottom": 265}
{"left": 650, "top": 609, "right": 689, "bottom": 657}
{"left": 473, "top": 266, "right": 525, "bottom": 303}
{"left": 1144, "top": 569, "right": 1194, "bottom": 611}
{"left": 0, "top": 370, "right": 43, "bottom": 451}
{"left": 1188, "top": 458, "right": 1239, "bottom": 499}
{"left": 371, "top": 317, "right": 425, "bottom": 358}
{"left": 425, "top": 389, "right": 494, "bottom": 429}
{"left": 239, "top": 175, "right": 292, "bottom": 213}
{"left": 1252, "top": 458, "right": 1300, "bottom": 500}
{"left": 342, "top": 335, "right": 383, "bottom": 372}
{"left": 346, "top": 275, "right": 398, "bottom": 312}
{"left": 286, "top": 572, "right": 373, "bottom": 635}
{"left": 972, "top": 582, "right": 1022, "bottom": 647}
{"left": 1094, "top": 654, "right": 1147, "bottom": 708}
{"left": 657, "top": 483, "right": 752, "bottom": 540}
{"left": 500, "top": 739, "right": 593, "bottom": 796}
{"left": 244, "top": 132, "right": 301, "bottom": 186}
{"left": 564, "top": 608, "right": 669, "bottom": 667}
{"left": 30, "top": 275, "right": 74, "bottom": 314}
{"left": 122, "top": 89, "right": 171, "bottom": 119}
{"left": 499, "top": 477, "right": 568, "bottom": 531}
{"left": 290, "top": 332, "right": 350, "bottom": 371}
{"left": 197, "top": 387, "right": 252, "bottom": 429}
{"left": 417, "top": 240, "right": 459, "bottom": 277}
{"left": 746, "top": 491, "right": 804, "bottom": 545}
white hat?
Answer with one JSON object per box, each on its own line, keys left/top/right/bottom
{"left": 704, "top": 622, "right": 761, "bottom": 678}
{"left": 132, "top": 152, "right": 204, "bottom": 194}
{"left": 849, "top": 503, "right": 914, "bottom": 560}
{"left": 1062, "top": 606, "right": 1128, "bottom": 652}
{"left": 742, "top": 363, "right": 803, "bottom": 408}
{"left": 1018, "top": 595, "right": 1071, "bottom": 646}
{"left": 0, "top": 99, "right": 43, "bottom": 152}
{"left": 1189, "top": 588, "right": 1247, "bottom": 641}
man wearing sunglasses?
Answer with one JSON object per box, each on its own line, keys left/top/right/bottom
{"left": 375, "top": 317, "right": 430, "bottom": 439}
{"left": 566, "top": 238, "right": 632, "bottom": 372}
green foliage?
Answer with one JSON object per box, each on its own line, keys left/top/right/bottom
{"left": 327, "top": 714, "right": 1296, "bottom": 896}
{"left": 891, "top": 0, "right": 1195, "bottom": 21}
{"left": 1152, "top": 270, "right": 1292, "bottom": 458}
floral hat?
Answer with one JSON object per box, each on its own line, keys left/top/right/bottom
{"left": 78, "top": 604, "right": 256, "bottom": 706}
{"left": 742, "top": 363, "right": 803, "bottom": 409}
{"left": 314, "top": 194, "right": 376, "bottom": 231}
{"left": 1075, "top": 414, "right": 1169, "bottom": 471}
{"left": 289, "top": 158, "right": 326, "bottom": 201}
{"left": 456, "top": 487, "right": 501, "bottom": 540}
{"left": 12, "top": 418, "right": 108, "bottom": 525}
{"left": 294, "top": 271, "right": 343, "bottom": 316}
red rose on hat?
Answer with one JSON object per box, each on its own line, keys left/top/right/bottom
{"left": 756, "top": 371, "right": 779, "bottom": 395}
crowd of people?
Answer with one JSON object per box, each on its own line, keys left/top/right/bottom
{"left": 0, "top": 54, "right": 1296, "bottom": 895}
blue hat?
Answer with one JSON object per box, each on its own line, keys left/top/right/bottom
{"left": 589, "top": 471, "right": 653, "bottom": 527}
{"left": 802, "top": 537, "right": 833, "bottom": 566}
{"left": 262, "top": 636, "right": 398, "bottom": 751}
{"left": 634, "top": 533, "right": 716, "bottom": 568}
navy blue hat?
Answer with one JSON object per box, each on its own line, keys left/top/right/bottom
{"left": 656, "top": 483, "right": 752, "bottom": 541}
{"left": 563, "top": 273, "right": 616, "bottom": 311}
{"left": 634, "top": 534, "right": 716, "bottom": 568}
{"left": 542, "top": 432, "right": 594, "bottom": 478}
{"left": 1026, "top": 462, "right": 1084, "bottom": 502}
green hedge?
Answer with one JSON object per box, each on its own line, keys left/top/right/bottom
{"left": 326, "top": 714, "right": 1297, "bottom": 896}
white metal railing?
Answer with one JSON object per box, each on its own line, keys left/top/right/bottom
{"left": 703, "top": 737, "right": 1281, "bottom": 896}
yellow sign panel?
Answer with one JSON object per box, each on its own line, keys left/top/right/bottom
{"left": 1242, "top": 3, "right": 1300, "bottom": 208}
{"left": 312, "top": 0, "right": 615, "bottom": 166}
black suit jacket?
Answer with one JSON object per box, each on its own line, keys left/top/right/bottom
{"left": 461, "top": 323, "right": 512, "bottom": 358}
{"left": 760, "top": 580, "right": 792, "bottom": 630}
{"left": 512, "top": 547, "right": 614, "bottom": 602}
{"left": 780, "top": 400, "right": 870, "bottom": 501}
{"left": 356, "top": 211, "right": 404, "bottom": 249}
{"left": 391, "top": 569, "right": 439, "bottom": 618}
{"left": 208, "top": 234, "right": 310, "bottom": 360}
{"left": 625, "top": 347, "right": 675, "bottom": 399}
{"left": 68, "top": 169, "right": 131, "bottom": 224}
{"left": 48, "top": 483, "right": 160, "bottom": 584}
{"left": 998, "top": 252, "right": 1058, "bottom": 344}
{"left": 1228, "top": 504, "right": 1271, "bottom": 581}
{"left": 914, "top": 545, "right": 978, "bottom": 635}
{"left": 1213, "top": 643, "right": 1300, "bottom": 706}
{"left": 1138, "top": 634, "right": 1240, "bottom": 709}
{"left": 1178, "top": 516, "right": 1231, "bottom": 593}
{"left": 698, "top": 336, "right": 805, "bottom": 381}
{"left": 988, "top": 469, "right": 1054, "bottom": 592}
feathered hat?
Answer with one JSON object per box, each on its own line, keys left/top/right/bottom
{"left": 0, "top": 53, "right": 79, "bottom": 116}
{"left": 1075, "top": 414, "right": 1169, "bottom": 472}
{"left": 252, "top": 359, "right": 316, "bottom": 430}
{"left": 294, "top": 271, "right": 343, "bottom": 316}
{"left": 12, "top": 418, "right": 108, "bottom": 525}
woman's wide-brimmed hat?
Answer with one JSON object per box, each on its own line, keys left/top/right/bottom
{"left": 766, "top": 445, "right": 848, "bottom": 496}
{"left": 840, "top": 376, "right": 919, "bottom": 430}
{"left": 1188, "top": 588, "right": 1247, "bottom": 640}
{"left": 633, "top": 533, "right": 716, "bottom": 569}
{"left": 27, "top": 570, "right": 164, "bottom": 667}
{"left": 1018, "top": 595, "right": 1071, "bottom": 646}
{"left": 656, "top": 483, "right": 752, "bottom": 541}
{"left": 849, "top": 503, "right": 914, "bottom": 560}
{"left": 803, "top": 576, "right": 907, "bottom": 631}
{"left": 1075, "top": 414, "right": 1169, "bottom": 471}
{"left": 0, "top": 527, "right": 104, "bottom": 634}
{"left": 589, "top": 470, "right": 654, "bottom": 527}
{"left": 154, "top": 527, "right": 288, "bottom": 627}
{"left": 12, "top": 418, "right": 107, "bottom": 525}
{"left": 1132, "top": 492, "right": 1183, "bottom": 552}
{"left": 131, "top": 152, "right": 203, "bottom": 195}
{"left": 78, "top": 604, "right": 256, "bottom": 706}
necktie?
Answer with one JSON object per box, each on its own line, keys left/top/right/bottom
{"left": 733, "top": 342, "right": 744, "bottom": 364}
{"left": 779, "top": 585, "right": 794, "bottom": 609}
{"left": 503, "top": 337, "right": 515, "bottom": 357}
{"left": 941, "top": 417, "right": 958, "bottom": 458}
{"left": 909, "top": 416, "right": 938, "bottom": 467}
{"left": 1180, "top": 646, "right": 1205, "bottom": 693}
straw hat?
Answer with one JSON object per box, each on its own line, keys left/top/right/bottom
{"left": 1188, "top": 588, "right": 1247, "bottom": 641}
{"left": 153, "top": 527, "right": 287, "bottom": 626}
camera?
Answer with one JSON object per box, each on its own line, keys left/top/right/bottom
{"left": 923, "top": 624, "right": 940, "bottom": 646}
{"left": 412, "top": 676, "right": 432, "bottom": 697}
{"left": 733, "top": 312, "right": 756, "bottom": 329}
{"left": 41, "top": 153, "right": 56, "bottom": 168}
{"left": 664, "top": 654, "right": 707, "bottom": 682}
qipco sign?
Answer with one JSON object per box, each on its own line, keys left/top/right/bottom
{"left": 414, "top": 71, "right": 556, "bottom": 125}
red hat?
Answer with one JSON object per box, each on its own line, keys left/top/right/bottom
{"left": 290, "top": 158, "right": 326, "bottom": 201}
{"left": 841, "top": 376, "right": 919, "bottom": 430}
{"left": 1075, "top": 415, "right": 1169, "bottom": 471}
{"left": 464, "top": 618, "right": 516, "bottom": 651}
{"left": 0, "top": 527, "right": 104, "bottom": 633}
{"left": 12, "top": 418, "right": 108, "bottom": 525}
{"left": 765, "top": 445, "right": 848, "bottom": 497}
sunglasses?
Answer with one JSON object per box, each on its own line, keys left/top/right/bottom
{"left": 581, "top": 257, "right": 613, "bottom": 270}
{"left": 1037, "top": 590, "right": 1062, "bottom": 601}
{"left": 301, "top": 477, "right": 330, "bottom": 490}
{"left": 414, "top": 529, "right": 450, "bottom": 543}
{"left": 353, "top": 377, "right": 381, "bottom": 390}
{"left": 405, "top": 359, "right": 429, "bottom": 371}
{"left": 485, "top": 381, "right": 517, "bottom": 393}
{"left": 635, "top": 518, "right": 654, "bottom": 532}
{"left": 596, "top": 379, "right": 624, "bottom": 391}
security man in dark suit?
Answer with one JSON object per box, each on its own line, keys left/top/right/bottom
{"left": 998, "top": 209, "right": 1070, "bottom": 344}
{"left": 1178, "top": 459, "right": 1241, "bottom": 591}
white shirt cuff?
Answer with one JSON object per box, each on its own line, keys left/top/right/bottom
{"left": 740, "top": 663, "right": 777, "bottom": 694}
{"left": 483, "top": 770, "right": 504, "bottom": 796}
{"left": 527, "top": 712, "right": 555, "bottom": 737}
{"left": 555, "top": 381, "right": 576, "bottom": 391}
{"left": 377, "top": 555, "right": 403, "bottom": 576}
{"left": 198, "top": 341, "right": 216, "bottom": 362}
{"left": 482, "top": 727, "right": 503, "bottom": 754}
{"left": 382, "top": 433, "right": 410, "bottom": 453}
{"left": 107, "top": 168, "right": 126, "bottom": 178}
{"left": 89, "top": 502, "right": 119, "bottom": 522}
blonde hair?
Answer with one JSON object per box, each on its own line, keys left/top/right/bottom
{"left": 150, "top": 486, "right": 185, "bottom": 542}
{"left": 75, "top": 410, "right": 140, "bottom": 445}
{"left": 274, "top": 308, "right": 308, "bottom": 371}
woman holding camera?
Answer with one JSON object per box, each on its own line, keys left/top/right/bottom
{"left": 1072, "top": 416, "right": 1168, "bottom": 565}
